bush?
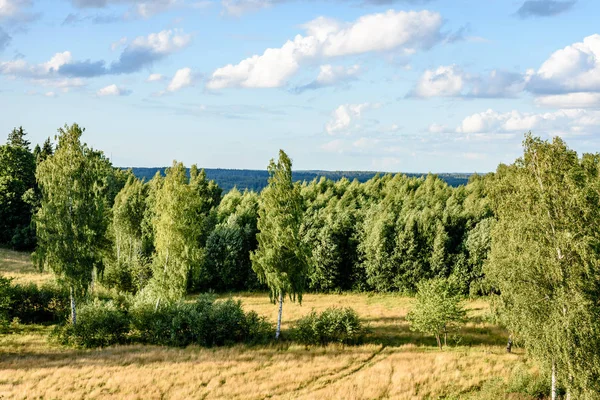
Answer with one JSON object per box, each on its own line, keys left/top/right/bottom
{"left": 8, "top": 283, "right": 70, "bottom": 324}
{"left": 0, "top": 276, "right": 12, "bottom": 330}
{"left": 292, "top": 307, "right": 364, "bottom": 345}
{"left": 130, "top": 295, "right": 273, "bottom": 347}
{"left": 55, "top": 300, "right": 130, "bottom": 348}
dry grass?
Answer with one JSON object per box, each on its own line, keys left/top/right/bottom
{"left": 0, "top": 248, "right": 54, "bottom": 286}
{"left": 0, "top": 251, "right": 540, "bottom": 400}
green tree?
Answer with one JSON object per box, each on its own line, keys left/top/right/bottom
{"left": 34, "top": 124, "right": 111, "bottom": 324}
{"left": 486, "top": 134, "right": 600, "bottom": 399}
{"left": 0, "top": 127, "right": 36, "bottom": 249}
{"left": 103, "top": 174, "right": 150, "bottom": 293}
{"left": 251, "top": 150, "right": 309, "bottom": 339}
{"left": 407, "top": 278, "right": 466, "bottom": 350}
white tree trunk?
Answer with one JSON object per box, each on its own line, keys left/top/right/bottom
{"left": 275, "top": 292, "right": 283, "bottom": 340}
{"left": 70, "top": 286, "right": 77, "bottom": 325}
{"left": 551, "top": 361, "right": 557, "bottom": 400}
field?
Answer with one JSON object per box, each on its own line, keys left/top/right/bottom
{"left": 0, "top": 248, "right": 543, "bottom": 400}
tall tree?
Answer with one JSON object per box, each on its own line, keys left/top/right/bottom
{"left": 34, "top": 123, "right": 111, "bottom": 324}
{"left": 0, "top": 127, "right": 36, "bottom": 249}
{"left": 251, "top": 150, "right": 309, "bottom": 339}
{"left": 486, "top": 134, "right": 600, "bottom": 399}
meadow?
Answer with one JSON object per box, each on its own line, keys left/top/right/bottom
{"left": 0, "top": 248, "right": 544, "bottom": 400}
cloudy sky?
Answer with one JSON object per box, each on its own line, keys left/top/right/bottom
{"left": 1, "top": 0, "right": 599, "bottom": 172}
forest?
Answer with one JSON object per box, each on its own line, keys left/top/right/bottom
{"left": 1, "top": 123, "right": 600, "bottom": 399}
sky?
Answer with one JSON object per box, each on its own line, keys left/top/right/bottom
{"left": 1, "top": 0, "right": 600, "bottom": 173}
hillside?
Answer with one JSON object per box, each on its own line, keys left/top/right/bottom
{"left": 127, "top": 167, "right": 473, "bottom": 192}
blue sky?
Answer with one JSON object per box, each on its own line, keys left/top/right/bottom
{"left": 1, "top": 0, "right": 599, "bottom": 172}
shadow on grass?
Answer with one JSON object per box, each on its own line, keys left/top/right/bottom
{"left": 361, "top": 316, "right": 508, "bottom": 348}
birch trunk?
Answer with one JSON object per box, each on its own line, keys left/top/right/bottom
{"left": 551, "top": 361, "right": 557, "bottom": 400}
{"left": 275, "top": 292, "right": 283, "bottom": 340}
{"left": 70, "top": 286, "right": 77, "bottom": 325}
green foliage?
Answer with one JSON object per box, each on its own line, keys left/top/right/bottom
{"left": 0, "top": 276, "right": 12, "bottom": 330}
{"left": 103, "top": 174, "right": 151, "bottom": 293}
{"left": 291, "top": 307, "right": 364, "bottom": 345}
{"left": 130, "top": 295, "right": 273, "bottom": 347}
{"left": 251, "top": 150, "right": 310, "bottom": 303}
{"left": 486, "top": 134, "right": 600, "bottom": 397}
{"left": 34, "top": 123, "right": 112, "bottom": 298}
{"left": 7, "top": 282, "right": 70, "bottom": 324}
{"left": 55, "top": 300, "right": 130, "bottom": 348}
{"left": 0, "top": 127, "right": 36, "bottom": 249}
{"left": 407, "top": 278, "right": 466, "bottom": 349}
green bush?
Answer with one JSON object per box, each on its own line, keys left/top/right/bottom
{"left": 130, "top": 295, "right": 273, "bottom": 347}
{"left": 292, "top": 307, "right": 364, "bottom": 345}
{"left": 0, "top": 276, "right": 12, "bottom": 330}
{"left": 8, "top": 283, "right": 70, "bottom": 324}
{"left": 54, "top": 300, "right": 130, "bottom": 348}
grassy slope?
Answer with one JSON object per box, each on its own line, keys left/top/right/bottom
{"left": 0, "top": 249, "right": 540, "bottom": 400}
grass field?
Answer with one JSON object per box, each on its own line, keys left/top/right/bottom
{"left": 0, "top": 248, "right": 544, "bottom": 400}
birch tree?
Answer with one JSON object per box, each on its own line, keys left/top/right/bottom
{"left": 34, "top": 123, "right": 111, "bottom": 324}
{"left": 251, "top": 150, "right": 309, "bottom": 339}
{"left": 486, "top": 134, "right": 600, "bottom": 399}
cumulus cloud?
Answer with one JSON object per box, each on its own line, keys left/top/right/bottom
{"left": 58, "top": 29, "right": 191, "bottom": 77}
{"left": 325, "top": 103, "right": 377, "bottom": 135}
{"left": 207, "top": 10, "right": 443, "bottom": 89}
{"left": 0, "top": 51, "right": 87, "bottom": 89}
{"left": 294, "top": 64, "right": 360, "bottom": 92}
{"left": 516, "top": 0, "right": 576, "bottom": 18}
{"left": 526, "top": 34, "right": 600, "bottom": 95}
{"left": 456, "top": 108, "right": 600, "bottom": 136}
{"left": 167, "top": 67, "right": 194, "bottom": 91}
{"left": 96, "top": 83, "right": 132, "bottom": 96}
{"left": 409, "top": 65, "right": 528, "bottom": 98}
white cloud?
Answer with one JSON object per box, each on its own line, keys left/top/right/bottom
{"left": 456, "top": 108, "right": 600, "bottom": 136}
{"left": 97, "top": 84, "right": 131, "bottom": 96}
{"left": 0, "top": 51, "right": 86, "bottom": 89}
{"left": 207, "top": 10, "right": 443, "bottom": 89}
{"left": 167, "top": 67, "right": 194, "bottom": 92}
{"left": 353, "top": 137, "right": 379, "bottom": 149}
{"left": 428, "top": 123, "right": 448, "bottom": 133}
{"left": 129, "top": 29, "right": 191, "bottom": 54}
{"left": 535, "top": 92, "right": 600, "bottom": 108}
{"left": 528, "top": 34, "right": 600, "bottom": 94}
{"left": 44, "top": 91, "right": 56, "bottom": 97}
{"left": 0, "top": 0, "right": 21, "bottom": 17}
{"left": 147, "top": 73, "right": 164, "bottom": 82}
{"left": 325, "top": 103, "right": 373, "bottom": 135}
{"left": 410, "top": 65, "right": 527, "bottom": 98}
{"left": 411, "top": 65, "right": 464, "bottom": 98}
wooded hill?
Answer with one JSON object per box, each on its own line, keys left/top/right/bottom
{"left": 127, "top": 167, "right": 472, "bottom": 192}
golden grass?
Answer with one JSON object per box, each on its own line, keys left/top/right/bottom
{"left": 0, "top": 248, "right": 54, "bottom": 286}
{"left": 0, "top": 250, "right": 539, "bottom": 400}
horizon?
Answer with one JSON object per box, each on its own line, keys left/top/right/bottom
{"left": 2, "top": 0, "right": 600, "bottom": 173}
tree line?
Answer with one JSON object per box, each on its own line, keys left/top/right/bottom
{"left": 1, "top": 124, "right": 599, "bottom": 398}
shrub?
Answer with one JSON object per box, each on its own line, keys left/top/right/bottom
{"left": 292, "top": 307, "right": 364, "bottom": 345}
{"left": 407, "top": 278, "right": 466, "bottom": 350}
{"left": 8, "top": 283, "right": 70, "bottom": 324}
{"left": 130, "top": 295, "right": 273, "bottom": 347}
{"left": 55, "top": 300, "right": 130, "bottom": 348}
{"left": 0, "top": 276, "right": 12, "bottom": 330}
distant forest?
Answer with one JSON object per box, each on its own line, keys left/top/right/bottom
{"left": 127, "top": 167, "right": 473, "bottom": 192}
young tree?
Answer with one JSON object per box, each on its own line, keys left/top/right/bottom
{"left": 34, "top": 124, "right": 111, "bottom": 324}
{"left": 251, "top": 150, "right": 309, "bottom": 339}
{"left": 407, "top": 278, "right": 466, "bottom": 349}
{"left": 486, "top": 134, "right": 600, "bottom": 399}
